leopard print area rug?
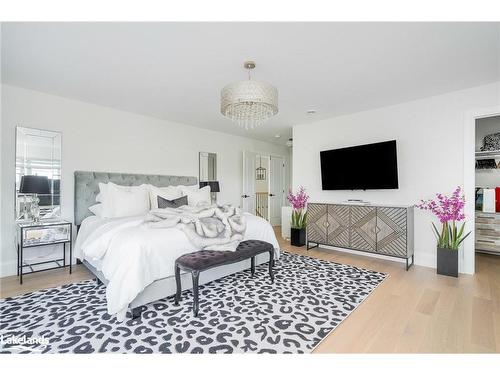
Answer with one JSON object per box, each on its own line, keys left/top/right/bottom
{"left": 0, "top": 252, "right": 387, "bottom": 354}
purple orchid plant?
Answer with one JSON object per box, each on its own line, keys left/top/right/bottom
{"left": 416, "top": 186, "right": 470, "bottom": 250}
{"left": 287, "top": 186, "right": 309, "bottom": 229}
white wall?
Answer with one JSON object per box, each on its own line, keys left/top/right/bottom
{"left": 293, "top": 82, "right": 500, "bottom": 273}
{"left": 1, "top": 84, "right": 290, "bottom": 277}
{"left": 475, "top": 115, "right": 500, "bottom": 189}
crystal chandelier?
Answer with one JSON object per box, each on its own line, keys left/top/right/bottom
{"left": 221, "top": 61, "right": 278, "bottom": 130}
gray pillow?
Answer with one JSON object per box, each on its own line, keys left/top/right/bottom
{"left": 157, "top": 195, "right": 188, "bottom": 209}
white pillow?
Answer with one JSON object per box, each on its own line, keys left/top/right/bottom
{"left": 88, "top": 203, "right": 103, "bottom": 217}
{"left": 180, "top": 185, "right": 211, "bottom": 206}
{"left": 96, "top": 182, "right": 148, "bottom": 203}
{"left": 95, "top": 182, "right": 108, "bottom": 203}
{"left": 101, "top": 183, "right": 150, "bottom": 218}
{"left": 149, "top": 185, "right": 183, "bottom": 209}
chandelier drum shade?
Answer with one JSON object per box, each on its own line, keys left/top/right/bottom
{"left": 221, "top": 61, "right": 278, "bottom": 130}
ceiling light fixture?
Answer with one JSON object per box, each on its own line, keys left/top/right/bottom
{"left": 274, "top": 134, "right": 281, "bottom": 138}
{"left": 221, "top": 61, "right": 278, "bottom": 130}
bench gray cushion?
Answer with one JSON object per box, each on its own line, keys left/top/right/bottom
{"left": 176, "top": 240, "right": 273, "bottom": 271}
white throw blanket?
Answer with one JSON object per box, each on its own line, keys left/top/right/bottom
{"left": 144, "top": 204, "right": 246, "bottom": 251}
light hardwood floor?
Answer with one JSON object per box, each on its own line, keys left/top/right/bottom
{"left": 1, "top": 227, "right": 499, "bottom": 353}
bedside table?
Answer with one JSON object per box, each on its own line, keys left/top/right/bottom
{"left": 17, "top": 220, "right": 73, "bottom": 284}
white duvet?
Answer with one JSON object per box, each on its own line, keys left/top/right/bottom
{"left": 74, "top": 213, "right": 280, "bottom": 321}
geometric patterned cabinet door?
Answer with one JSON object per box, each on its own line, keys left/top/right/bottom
{"left": 376, "top": 207, "right": 407, "bottom": 257}
{"left": 326, "top": 204, "right": 350, "bottom": 248}
{"left": 350, "top": 206, "right": 377, "bottom": 252}
{"left": 307, "top": 203, "right": 328, "bottom": 244}
{"left": 306, "top": 202, "right": 414, "bottom": 270}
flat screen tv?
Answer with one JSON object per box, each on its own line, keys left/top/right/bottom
{"left": 320, "top": 140, "right": 398, "bottom": 190}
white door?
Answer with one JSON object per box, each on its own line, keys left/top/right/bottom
{"left": 242, "top": 151, "right": 257, "bottom": 214}
{"left": 268, "top": 156, "right": 285, "bottom": 225}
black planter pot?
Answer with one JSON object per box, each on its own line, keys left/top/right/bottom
{"left": 437, "top": 247, "right": 458, "bottom": 277}
{"left": 291, "top": 227, "right": 306, "bottom": 247}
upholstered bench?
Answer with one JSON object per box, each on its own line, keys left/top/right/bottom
{"left": 174, "top": 240, "right": 275, "bottom": 317}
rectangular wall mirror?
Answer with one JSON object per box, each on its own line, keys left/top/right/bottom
{"left": 16, "top": 127, "right": 62, "bottom": 221}
{"left": 199, "top": 152, "right": 218, "bottom": 203}
{"left": 199, "top": 152, "right": 217, "bottom": 181}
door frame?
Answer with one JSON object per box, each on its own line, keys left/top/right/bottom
{"left": 267, "top": 154, "right": 286, "bottom": 224}
{"left": 242, "top": 150, "right": 287, "bottom": 221}
{"left": 463, "top": 106, "right": 500, "bottom": 275}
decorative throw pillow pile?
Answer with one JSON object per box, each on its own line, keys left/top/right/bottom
{"left": 89, "top": 183, "right": 211, "bottom": 218}
{"left": 179, "top": 185, "right": 211, "bottom": 206}
{"left": 149, "top": 185, "right": 183, "bottom": 209}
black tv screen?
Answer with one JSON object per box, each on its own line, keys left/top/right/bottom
{"left": 320, "top": 140, "right": 398, "bottom": 190}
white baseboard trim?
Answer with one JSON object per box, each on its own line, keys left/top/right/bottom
{"left": 308, "top": 243, "right": 436, "bottom": 269}
{"left": 0, "top": 260, "right": 17, "bottom": 278}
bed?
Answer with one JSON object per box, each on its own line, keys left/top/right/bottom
{"left": 73, "top": 171, "right": 280, "bottom": 321}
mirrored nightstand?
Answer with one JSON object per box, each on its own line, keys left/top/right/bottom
{"left": 16, "top": 220, "right": 73, "bottom": 284}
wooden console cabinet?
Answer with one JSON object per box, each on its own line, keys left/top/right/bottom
{"left": 307, "top": 203, "right": 414, "bottom": 270}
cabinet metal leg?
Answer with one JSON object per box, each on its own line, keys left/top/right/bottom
{"left": 406, "top": 254, "right": 414, "bottom": 271}
{"left": 20, "top": 244, "right": 23, "bottom": 285}
{"left": 69, "top": 230, "right": 73, "bottom": 274}
{"left": 307, "top": 241, "right": 319, "bottom": 251}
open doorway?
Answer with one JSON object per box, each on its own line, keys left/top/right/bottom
{"left": 242, "top": 151, "right": 285, "bottom": 226}
{"left": 474, "top": 115, "right": 500, "bottom": 272}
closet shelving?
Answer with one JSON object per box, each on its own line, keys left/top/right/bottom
{"left": 475, "top": 149, "right": 500, "bottom": 160}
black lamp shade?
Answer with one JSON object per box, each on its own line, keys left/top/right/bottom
{"left": 199, "top": 181, "right": 220, "bottom": 193}
{"left": 19, "top": 175, "right": 51, "bottom": 194}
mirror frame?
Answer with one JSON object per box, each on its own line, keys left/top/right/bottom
{"left": 15, "top": 126, "right": 62, "bottom": 221}
{"left": 199, "top": 151, "right": 217, "bottom": 182}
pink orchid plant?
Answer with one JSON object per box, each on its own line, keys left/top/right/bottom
{"left": 416, "top": 186, "right": 470, "bottom": 250}
{"left": 287, "top": 186, "right": 309, "bottom": 229}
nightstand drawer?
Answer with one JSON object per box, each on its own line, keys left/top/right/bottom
{"left": 18, "top": 221, "right": 72, "bottom": 247}
{"left": 22, "top": 225, "right": 71, "bottom": 247}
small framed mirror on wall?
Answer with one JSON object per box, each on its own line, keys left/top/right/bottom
{"left": 199, "top": 152, "right": 219, "bottom": 203}
{"left": 15, "top": 127, "right": 62, "bottom": 221}
{"left": 199, "top": 152, "right": 217, "bottom": 181}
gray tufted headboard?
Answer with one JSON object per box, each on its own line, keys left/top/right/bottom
{"left": 74, "top": 171, "right": 198, "bottom": 226}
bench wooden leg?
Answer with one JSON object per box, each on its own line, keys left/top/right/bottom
{"left": 192, "top": 270, "right": 200, "bottom": 317}
{"left": 251, "top": 256, "right": 256, "bottom": 276}
{"left": 174, "top": 263, "right": 181, "bottom": 305}
{"left": 269, "top": 250, "right": 274, "bottom": 283}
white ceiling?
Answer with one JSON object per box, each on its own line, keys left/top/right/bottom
{"left": 2, "top": 22, "right": 499, "bottom": 145}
